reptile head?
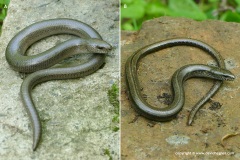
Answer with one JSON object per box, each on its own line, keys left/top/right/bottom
{"left": 211, "top": 67, "right": 235, "bottom": 81}
{"left": 86, "top": 38, "right": 112, "bottom": 54}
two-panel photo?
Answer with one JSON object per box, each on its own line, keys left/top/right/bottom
{"left": 0, "top": 0, "right": 239, "bottom": 159}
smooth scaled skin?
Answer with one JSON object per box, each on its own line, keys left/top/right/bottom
{"left": 5, "top": 18, "right": 112, "bottom": 151}
{"left": 125, "top": 38, "right": 235, "bottom": 123}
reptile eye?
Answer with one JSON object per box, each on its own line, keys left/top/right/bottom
{"left": 97, "top": 46, "right": 104, "bottom": 50}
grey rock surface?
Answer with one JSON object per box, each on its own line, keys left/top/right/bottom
{"left": 0, "top": 0, "right": 119, "bottom": 159}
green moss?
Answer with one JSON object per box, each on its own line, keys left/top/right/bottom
{"left": 103, "top": 149, "right": 113, "bottom": 160}
{"left": 112, "top": 115, "right": 119, "bottom": 123}
{"left": 108, "top": 83, "right": 119, "bottom": 114}
{"left": 107, "top": 82, "right": 119, "bottom": 132}
{"left": 112, "top": 126, "right": 119, "bottom": 132}
{"left": 0, "top": 0, "right": 10, "bottom": 34}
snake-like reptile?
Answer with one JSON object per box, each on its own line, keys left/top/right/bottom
{"left": 5, "top": 18, "right": 112, "bottom": 150}
{"left": 125, "top": 39, "right": 234, "bottom": 123}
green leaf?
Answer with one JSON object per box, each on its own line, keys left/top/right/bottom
{"left": 236, "top": 6, "right": 240, "bottom": 13}
{"left": 121, "top": 4, "right": 145, "bottom": 19}
{"left": 236, "top": 0, "right": 240, "bottom": 5}
{"left": 121, "top": 0, "right": 134, "bottom": 4}
{"left": 122, "top": 22, "right": 134, "bottom": 30}
{"left": 168, "top": 0, "right": 207, "bottom": 20}
{"left": 209, "top": 0, "right": 219, "bottom": 2}
{"left": 0, "top": 15, "right": 5, "bottom": 20}
{"left": 205, "top": 9, "right": 218, "bottom": 19}
{"left": 0, "top": 0, "right": 10, "bottom": 5}
{"left": 145, "top": 3, "right": 171, "bottom": 16}
{"left": 220, "top": 11, "right": 240, "bottom": 22}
